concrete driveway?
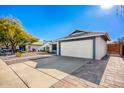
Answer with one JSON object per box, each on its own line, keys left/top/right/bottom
{"left": 29, "top": 56, "right": 107, "bottom": 84}
{"left": 8, "top": 56, "right": 108, "bottom": 88}
{"left": 24, "top": 56, "right": 91, "bottom": 79}
{"left": 9, "top": 56, "right": 91, "bottom": 87}
{"left": 30, "top": 56, "right": 91, "bottom": 73}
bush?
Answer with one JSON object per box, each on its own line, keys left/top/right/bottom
{"left": 15, "top": 51, "right": 23, "bottom": 57}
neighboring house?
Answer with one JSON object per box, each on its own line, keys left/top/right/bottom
{"left": 40, "top": 41, "right": 52, "bottom": 52}
{"left": 0, "top": 41, "right": 43, "bottom": 52}
{"left": 56, "top": 30, "right": 110, "bottom": 60}
{"left": 26, "top": 41, "right": 43, "bottom": 52}
{"left": 0, "top": 40, "right": 57, "bottom": 53}
{"left": 41, "top": 41, "right": 57, "bottom": 53}
{"left": 108, "top": 41, "right": 124, "bottom": 56}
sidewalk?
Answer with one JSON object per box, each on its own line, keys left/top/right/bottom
{"left": 0, "top": 59, "right": 27, "bottom": 88}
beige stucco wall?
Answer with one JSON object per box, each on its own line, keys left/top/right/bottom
{"left": 95, "top": 37, "right": 107, "bottom": 60}
{"left": 60, "top": 39, "right": 93, "bottom": 59}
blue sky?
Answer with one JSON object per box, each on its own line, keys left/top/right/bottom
{"left": 0, "top": 5, "right": 123, "bottom": 41}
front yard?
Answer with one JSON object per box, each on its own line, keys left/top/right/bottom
{"left": 0, "top": 54, "right": 124, "bottom": 88}
{"left": 0, "top": 52, "right": 53, "bottom": 65}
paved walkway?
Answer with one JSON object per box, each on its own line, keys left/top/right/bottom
{"left": 99, "top": 56, "right": 124, "bottom": 87}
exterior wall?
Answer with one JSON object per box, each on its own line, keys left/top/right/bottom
{"left": 60, "top": 39, "right": 93, "bottom": 59}
{"left": 57, "top": 36, "right": 107, "bottom": 60}
{"left": 95, "top": 37, "right": 107, "bottom": 59}
{"left": 57, "top": 42, "right": 60, "bottom": 55}
{"left": 49, "top": 44, "right": 52, "bottom": 53}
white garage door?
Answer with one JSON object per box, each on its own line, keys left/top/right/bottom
{"left": 60, "top": 40, "right": 93, "bottom": 59}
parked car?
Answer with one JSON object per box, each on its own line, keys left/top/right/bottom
{"left": 0, "top": 48, "right": 12, "bottom": 55}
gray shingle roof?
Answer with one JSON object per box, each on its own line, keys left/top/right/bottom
{"left": 56, "top": 30, "right": 110, "bottom": 41}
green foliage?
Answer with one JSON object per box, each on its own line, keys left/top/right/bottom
{"left": 15, "top": 51, "right": 23, "bottom": 57}
{"left": 0, "top": 16, "right": 38, "bottom": 53}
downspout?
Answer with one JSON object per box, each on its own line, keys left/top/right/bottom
{"left": 93, "top": 37, "right": 96, "bottom": 59}
{"left": 58, "top": 41, "right": 61, "bottom": 55}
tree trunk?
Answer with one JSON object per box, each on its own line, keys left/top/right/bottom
{"left": 11, "top": 45, "right": 16, "bottom": 54}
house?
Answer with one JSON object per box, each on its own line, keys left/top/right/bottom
{"left": 40, "top": 41, "right": 52, "bottom": 52}
{"left": 0, "top": 41, "right": 43, "bottom": 53}
{"left": 18, "top": 41, "right": 43, "bottom": 52}
{"left": 41, "top": 41, "right": 57, "bottom": 53}
{"left": 108, "top": 40, "right": 124, "bottom": 56}
{"left": 56, "top": 30, "right": 110, "bottom": 60}
{"left": 25, "top": 41, "right": 43, "bottom": 52}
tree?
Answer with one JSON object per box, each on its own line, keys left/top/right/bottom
{"left": 0, "top": 16, "right": 38, "bottom": 53}
{"left": 118, "top": 37, "right": 124, "bottom": 43}
{"left": 116, "top": 5, "right": 124, "bottom": 16}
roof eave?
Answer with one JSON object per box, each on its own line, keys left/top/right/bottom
{"left": 105, "top": 33, "right": 111, "bottom": 41}
{"left": 56, "top": 35, "right": 99, "bottom": 41}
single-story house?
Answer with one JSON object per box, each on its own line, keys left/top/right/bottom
{"left": 25, "top": 41, "right": 43, "bottom": 52}
{"left": 56, "top": 30, "right": 110, "bottom": 60}
{"left": 108, "top": 41, "right": 124, "bottom": 56}
{"left": 17, "top": 41, "right": 43, "bottom": 52}
{"left": 40, "top": 41, "right": 57, "bottom": 53}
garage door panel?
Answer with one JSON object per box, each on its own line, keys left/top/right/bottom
{"left": 61, "top": 40, "right": 93, "bottom": 59}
